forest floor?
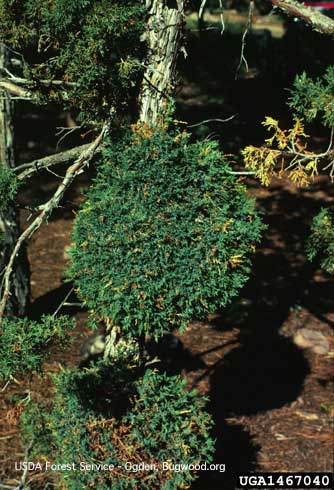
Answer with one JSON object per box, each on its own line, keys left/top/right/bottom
{"left": 0, "top": 172, "right": 333, "bottom": 490}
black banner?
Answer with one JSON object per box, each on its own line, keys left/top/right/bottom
{"left": 237, "top": 472, "right": 333, "bottom": 489}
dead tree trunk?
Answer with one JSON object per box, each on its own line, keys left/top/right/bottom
{"left": 0, "top": 44, "right": 30, "bottom": 317}
{"left": 139, "top": 0, "right": 185, "bottom": 126}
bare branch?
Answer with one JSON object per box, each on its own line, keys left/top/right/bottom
{"left": 0, "top": 80, "right": 34, "bottom": 100}
{"left": 187, "top": 114, "right": 237, "bottom": 128}
{"left": 235, "top": 0, "right": 254, "bottom": 80}
{"left": 228, "top": 170, "right": 256, "bottom": 175}
{"left": 1, "top": 74, "right": 76, "bottom": 87}
{"left": 199, "top": 0, "right": 208, "bottom": 21}
{"left": 218, "top": 0, "right": 225, "bottom": 34}
{"left": 15, "top": 143, "right": 102, "bottom": 181}
{"left": 52, "top": 287, "right": 74, "bottom": 317}
{"left": 18, "top": 440, "right": 33, "bottom": 490}
{"left": 270, "top": 0, "right": 334, "bottom": 35}
{"left": 197, "top": 0, "right": 224, "bottom": 34}
{"left": 190, "top": 26, "right": 220, "bottom": 32}
{"left": 0, "top": 124, "right": 109, "bottom": 321}
{"left": 0, "top": 75, "right": 75, "bottom": 103}
{"left": 0, "top": 440, "right": 34, "bottom": 489}
{"left": 56, "top": 126, "right": 81, "bottom": 150}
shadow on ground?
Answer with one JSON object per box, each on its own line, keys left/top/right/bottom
{"left": 188, "top": 178, "right": 333, "bottom": 489}
{"left": 29, "top": 283, "right": 81, "bottom": 320}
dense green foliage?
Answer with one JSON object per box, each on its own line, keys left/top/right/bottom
{"left": 0, "top": 315, "right": 74, "bottom": 379}
{"left": 67, "top": 126, "right": 264, "bottom": 338}
{"left": 288, "top": 70, "right": 334, "bottom": 273}
{"left": 307, "top": 207, "right": 334, "bottom": 274}
{"left": 289, "top": 67, "right": 334, "bottom": 127}
{"left": 0, "top": 0, "right": 146, "bottom": 122}
{"left": 20, "top": 363, "right": 214, "bottom": 490}
{"left": 0, "top": 166, "right": 19, "bottom": 214}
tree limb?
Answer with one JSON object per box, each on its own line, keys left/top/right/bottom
{"left": 270, "top": 0, "right": 334, "bottom": 35}
{"left": 187, "top": 114, "right": 237, "bottom": 128}
{"left": 0, "top": 123, "right": 109, "bottom": 322}
{"left": 0, "top": 79, "right": 34, "bottom": 100}
{"left": 15, "top": 143, "right": 103, "bottom": 181}
{"left": 235, "top": 0, "right": 254, "bottom": 79}
{"left": 0, "top": 76, "right": 75, "bottom": 102}
{"left": 199, "top": 0, "right": 208, "bottom": 21}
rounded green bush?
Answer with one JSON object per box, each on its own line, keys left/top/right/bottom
{"left": 68, "top": 126, "right": 264, "bottom": 338}
{"left": 21, "top": 364, "right": 215, "bottom": 490}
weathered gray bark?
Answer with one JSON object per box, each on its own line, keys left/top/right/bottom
{"left": 0, "top": 44, "right": 29, "bottom": 317}
{"left": 270, "top": 0, "right": 334, "bottom": 35}
{"left": 139, "top": 0, "right": 185, "bottom": 126}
